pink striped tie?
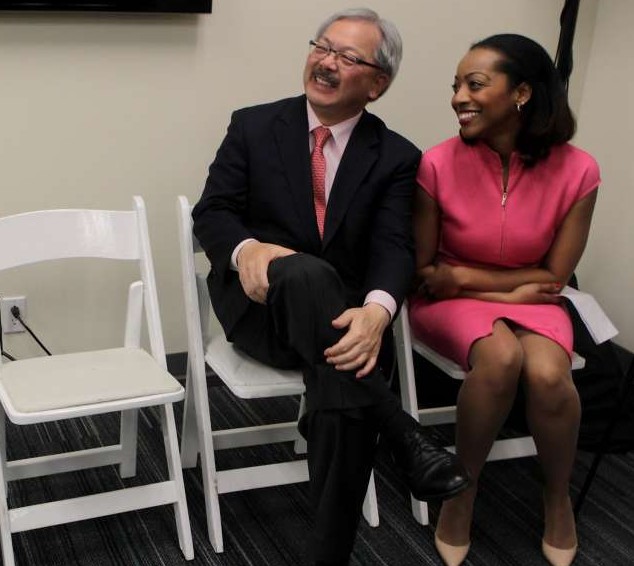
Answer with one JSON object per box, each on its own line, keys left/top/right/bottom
{"left": 311, "top": 126, "right": 331, "bottom": 239}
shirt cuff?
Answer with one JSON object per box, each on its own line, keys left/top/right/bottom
{"left": 231, "top": 238, "right": 258, "bottom": 271}
{"left": 364, "top": 290, "right": 397, "bottom": 321}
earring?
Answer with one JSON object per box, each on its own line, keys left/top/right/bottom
{"left": 516, "top": 102, "right": 523, "bottom": 113}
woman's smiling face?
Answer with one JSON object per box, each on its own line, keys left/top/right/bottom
{"left": 451, "top": 47, "right": 529, "bottom": 149}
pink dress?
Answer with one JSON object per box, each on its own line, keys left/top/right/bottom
{"left": 409, "top": 137, "right": 600, "bottom": 369}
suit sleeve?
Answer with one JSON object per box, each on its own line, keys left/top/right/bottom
{"left": 364, "top": 143, "right": 420, "bottom": 307}
{"left": 192, "top": 109, "right": 254, "bottom": 276}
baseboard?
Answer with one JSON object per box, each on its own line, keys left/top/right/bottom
{"left": 166, "top": 352, "right": 188, "bottom": 378}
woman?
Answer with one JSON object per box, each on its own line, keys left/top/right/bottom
{"left": 410, "top": 34, "right": 599, "bottom": 566}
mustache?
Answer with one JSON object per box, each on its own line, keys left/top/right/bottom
{"left": 313, "top": 68, "right": 339, "bottom": 87}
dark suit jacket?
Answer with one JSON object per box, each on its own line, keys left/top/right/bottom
{"left": 192, "top": 95, "right": 421, "bottom": 338}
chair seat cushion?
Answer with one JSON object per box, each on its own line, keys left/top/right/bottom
{"left": 0, "top": 347, "right": 182, "bottom": 415}
{"left": 205, "top": 335, "right": 304, "bottom": 399}
{"left": 413, "top": 339, "right": 585, "bottom": 380}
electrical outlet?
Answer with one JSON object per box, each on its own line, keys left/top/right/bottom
{"left": 1, "top": 296, "right": 27, "bottom": 334}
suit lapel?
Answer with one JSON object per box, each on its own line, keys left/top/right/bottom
{"left": 273, "top": 97, "right": 322, "bottom": 247}
{"left": 323, "top": 112, "right": 379, "bottom": 249}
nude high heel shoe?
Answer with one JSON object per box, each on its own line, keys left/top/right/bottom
{"left": 542, "top": 539, "right": 578, "bottom": 566}
{"left": 434, "top": 534, "right": 470, "bottom": 566}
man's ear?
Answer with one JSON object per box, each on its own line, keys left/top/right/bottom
{"left": 368, "top": 73, "right": 391, "bottom": 102}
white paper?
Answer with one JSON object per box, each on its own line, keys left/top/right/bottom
{"left": 561, "top": 286, "right": 618, "bottom": 344}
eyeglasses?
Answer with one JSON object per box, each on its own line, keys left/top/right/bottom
{"left": 308, "top": 40, "right": 384, "bottom": 71}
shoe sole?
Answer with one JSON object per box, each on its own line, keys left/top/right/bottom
{"left": 411, "top": 478, "right": 470, "bottom": 502}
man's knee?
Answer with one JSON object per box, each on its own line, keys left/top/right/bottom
{"left": 267, "top": 254, "right": 347, "bottom": 318}
{"left": 269, "top": 253, "right": 340, "bottom": 293}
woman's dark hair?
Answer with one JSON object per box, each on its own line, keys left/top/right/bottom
{"left": 471, "top": 33, "right": 576, "bottom": 165}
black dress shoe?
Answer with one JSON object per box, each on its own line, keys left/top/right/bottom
{"left": 389, "top": 422, "right": 469, "bottom": 500}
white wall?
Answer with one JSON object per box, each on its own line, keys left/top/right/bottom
{"left": 574, "top": 0, "right": 634, "bottom": 350}
{"left": 1, "top": 0, "right": 606, "bottom": 358}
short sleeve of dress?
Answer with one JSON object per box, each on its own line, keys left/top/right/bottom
{"left": 575, "top": 151, "right": 601, "bottom": 201}
{"left": 416, "top": 150, "right": 439, "bottom": 200}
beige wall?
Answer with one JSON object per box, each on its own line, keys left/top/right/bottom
{"left": 574, "top": 0, "right": 633, "bottom": 350}
{"left": 1, "top": 0, "right": 615, "bottom": 359}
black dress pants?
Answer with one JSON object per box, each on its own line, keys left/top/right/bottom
{"left": 229, "top": 253, "right": 394, "bottom": 564}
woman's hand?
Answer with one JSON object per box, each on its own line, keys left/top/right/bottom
{"left": 507, "top": 282, "right": 562, "bottom": 304}
{"left": 418, "top": 262, "right": 462, "bottom": 300}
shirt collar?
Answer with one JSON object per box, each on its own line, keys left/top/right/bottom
{"left": 306, "top": 101, "right": 363, "bottom": 148}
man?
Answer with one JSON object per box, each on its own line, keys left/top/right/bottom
{"left": 193, "top": 8, "right": 468, "bottom": 565}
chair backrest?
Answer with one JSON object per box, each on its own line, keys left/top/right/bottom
{"left": 0, "top": 208, "right": 140, "bottom": 269}
{"left": 0, "top": 196, "right": 166, "bottom": 367}
{"left": 176, "top": 196, "right": 217, "bottom": 364}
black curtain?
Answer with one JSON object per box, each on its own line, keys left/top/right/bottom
{"left": 554, "top": 0, "right": 581, "bottom": 91}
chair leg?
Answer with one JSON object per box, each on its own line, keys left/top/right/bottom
{"left": 293, "top": 394, "right": 307, "bottom": 455}
{"left": 0, "top": 412, "right": 14, "bottom": 566}
{"left": 575, "top": 356, "right": 634, "bottom": 516}
{"left": 0, "top": 484, "right": 14, "bottom": 566}
{"left": 119, "top": 409, "right": 139, "bottom": 478}
{"left": 411, "top": 496, "right": 430, "bottom": 526}
{"left": 180, "top": 359, "right": 200, "bottom": 469}
{"left": 394, "top": 311, "right": 432, "bottom": 526}
{"left": 160, "top": 403, "right": 194, "bottom": 560}
{"left": 190, "top": 365, "right": 224, "bottom": 552}
{"left": 361, "top": 471, "right": 379, "bottom": 527}
{"left": 0, "top": 413, "right": 6, "bottom": 493}
{"left": 179, "top": 350, "right": 224, "bottom": 551}
{"left": 198, "top": 438, "right": 223, "bottom": 553}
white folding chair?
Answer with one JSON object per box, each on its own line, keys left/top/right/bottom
{"left": 176, "top": 195, "right": 379, "bottom": 552}
{"left": 0, "top": 197, "right": 194, "bottom": 565}
{"left": 393, "top": 300, "right": 588, "bottom": 526}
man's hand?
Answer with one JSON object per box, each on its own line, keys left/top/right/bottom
{"left": 237, "top": 241, "right": 295, "bottom": 303}
{"left": 324, "top": 303, "right": 390, "bottom": 379}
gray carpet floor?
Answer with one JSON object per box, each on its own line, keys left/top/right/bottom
{"left": 4, "top": 384, "right": 634, "bottom": 565}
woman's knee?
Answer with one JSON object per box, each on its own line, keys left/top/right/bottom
{"left": 524, "top": 362, "right": 579, "bottom": 414}
{"left": 468, "top": 333, "right": 523, "bottom": 396}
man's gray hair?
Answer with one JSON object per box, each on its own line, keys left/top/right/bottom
{"left": 315, "top": 8, "right": 403, "bottom": 82}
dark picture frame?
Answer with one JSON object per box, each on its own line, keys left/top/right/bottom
{"left": 0, "top": 0, "right": 212, "bottom": 13}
